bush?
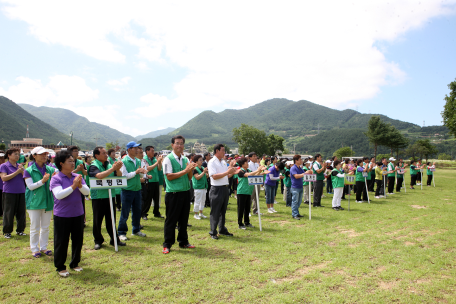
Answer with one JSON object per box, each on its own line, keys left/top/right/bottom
{"left": 438, "top": 153, "right": 453, "bottom": 160}
{"left": 376, "top": 153, "right": 391, "bottom": 161}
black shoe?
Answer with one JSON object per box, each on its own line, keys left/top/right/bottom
{"left": 139, "top": 225, "right": 144, "bottom": 229}
{"left": 210, "top": 234, "right": 219, "bottom": 240}
{"left": 292, "top": 216, "right": 301, "bottom": 220}
{"left": 154, "top": 215, "right": 164, "bottom": 218}
{"left": 297, "top": 214, "right": 304, "bottom": 218}
{"left": 246, "top": 224, "right": 254, "bottom": 228}
{"left": 219, "top": 231, "right": 233, "bottom": 237}
{"left": 332, "top": 207, "right": 339, "bottom": 211}
{"left": 316, "top": 205, "right": 325, "bottom": 207}
{"left": 304, "top": 201, "right": 309, "bottom": 205}
{"left": 338, "top": 206, "right": 344, "bottom": 210}
{"left": 94, "top": 244, "right": 102, "bottom": 250}
{"left": 239, "top": 225, "right": 246, "bottom": 230}
{"left": 187, "top": 223, "right": 192, "bottom": 227}
{"left": 110, "top": 240, "right": 126, "bottom": 246}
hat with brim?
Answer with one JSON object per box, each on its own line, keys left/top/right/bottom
{"left": 306, "top": 161, "right": 312, "bottom": 164}
{"left": 389, "top": 157, "right": 396, "bottom": 161}
{"left": 286, "top": 161, "right": 293, "bottom": 166}
{"left": 326, "top": 160, "right": 331, "bottom": 163}
{"left": 0, "top": 153, "right": 4, "bottom": 157}
{"left": 30, "top": 146, "right": 48, "bottom": 155}
{"left": 126, "top": 141, "right": 141, "bottom": 149}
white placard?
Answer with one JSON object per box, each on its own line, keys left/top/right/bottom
{"left": 248, "top": 176, "right": 264, "bottom": 185}
{"left": 398, "top": 169, "right": 405, "bottom": 174}
{"left": 430, "top": 168, "right": 436, "bottom": 172}
{"left": 89, "top": 176, "right": 128, "bottom": 189}
{"left": 303, "top": 174, "right": 317, "bottom": 182}
{"left": 362, "top": 172, "right": 368, "bottom": 178}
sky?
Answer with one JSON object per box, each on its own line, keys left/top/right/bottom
{"left": 0, "top": 0, "right": 455, "bottom": 137}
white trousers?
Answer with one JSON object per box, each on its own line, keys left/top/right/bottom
{"left": 27, "top": 209, "right": 52, "bottom": 252}
{"left": 193, "top": 189, "right": 207, "bottom": 212}
{"left": 332, "top": 187, "right": 343, "bottom": 208}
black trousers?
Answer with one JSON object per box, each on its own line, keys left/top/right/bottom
{"left": 280, "top": 179, "right": 284, "bottom": 194}
{"left": 375, "top": 180, "right": 383, "bottom": 196}
{"left": 0, "top": 190, "right": 3, "bottom": 217}
{"left": 410, "top": 175, "right": 417, "bottom": 187}
{"left": 356, "top": 181, "right": 367, "bottom": 201}
{"left": 205, "top": 178, "right": 211, "bottom": 207}
{"left": 142, "top": 182, "right": 160, "bottom": 217}
{"left": 163, "top": 191, "right": 190, "bottom": 248}
{"left": 368, "top": 174, "right": 376, "bottom": 191}
{"left": 427, "top": 175, "right": 433, "bottom": 186}
{"left": 313, "top": 180, "right": 324, "bottom": 206}
{"left": 81, "top": 193, "right": 86, "bottom": 223}
{"left": 54, "top": 214, "right": 84, "bottom": 272}
{"left": 237, "top": 194, "right": 251, "bottom": 226}
{"left": 92, "top": 198, "right": 118, "bottom": 245}
{"left": 388, "top": 176, "right": 395, "bottom": 193}
{"left": 2, "top": 193, "right": 26, "bottom": 234}
{"left": 115, "top": 194, "right": 122, "bottom": 210}
{"left": 417, "top": 172, "right": 422, "bottom": 182}
{"left": 396, "top": 178, "right": 403, "bottom": 192}
{"left": 209, "top": 185, "right": 230, "bottom": 235}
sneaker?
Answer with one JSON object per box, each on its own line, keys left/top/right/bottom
{"left": 179, "top": 243, "right": 195, "bottom": 249}
{"left": 132, "top": 231, "right": 146, "bottom": 237}
{"left": 234, "top": 195, "right": 237, "bottom": 199}
{"left": 375, "top": 196, "right": 380, "bottom": 199}
{"left": 356, "top": 201, "right": 363, "bottom": 203}
{"left": 194, "top": 214, "right": 201, "bottom": 220}
{"left": 72, "top": 266, "right": 83, "bottom": 272}
{"left": 163, "top": 247, "right": 170, "bottom": 254}
{"left": 17, "top": 232, "right": 27, "bottom": 236}
{"left": 246, "top": 224, "right": 254, "bottom": 228}
{"left": 59, "top": 270, "right": 70, "bottom": 277}
{"left": 332, "top": 207, "right": 339, "bottom": 211}
{"left": 388, "top": 193, "right": 394, "bottom": 195}
{"left": 253, "top": 212, "right": 263, "bottom": 216}
{"left": 142, "top": 216, "right": 148, "bottom": 220}
{"left": 199, "top": 213, "right": 207, "bottom": 219}
{"left": 338, "top": 206, "right": 345, "bottom": 210}
{"left": 274, "top": 200, "right": 279, "bottom": 204}
{"left": 239, "top": 225, "right": 246, "bottom": 230}
{"left": 4, "top": 233, "right": 12, "bottom": 239}
{"left": 267, "top": 208, "right": 274, "bottom": 213}
{"left": 249, "top": 213, "right": 251, "bottom": 217}
{"left": 119, "top": 235, "right": 128, "bottom": 241}
{"left": 272, "top": 208, "right": 278, "bottom": 213}
{"left": 416, "top": 183, "right": 421, "bottom": 185}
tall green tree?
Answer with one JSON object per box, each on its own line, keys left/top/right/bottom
{"left": 416, "top": 139, "right": 439, "bottom": 161}
{"left": 266, "top": 134, "right": 285, "bottom": 156}
{"left": 333, "top": 147, "right": 355, "bottom": 159}
{"left": 441, "top": 78, "right": 456, "bottom": 138}
{"left": 232, "top": 124, "right": 268, "bottom": 156}
{"left": 363, "top": 116, "right": 389, "bottom": 159}
{"left": 385, "top": 126, "right": 409, "bottom": 158}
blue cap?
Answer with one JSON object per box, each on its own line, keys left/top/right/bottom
{"left": 126, "top": 141, "right": 141, "bottom": 149}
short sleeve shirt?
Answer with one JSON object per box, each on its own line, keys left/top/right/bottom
{"left": 290, "top": 165, "right": 304, "bottom": 189}
{"left": 208, "top": 157, "right": 229, "bottom": 186}
{"left": 49, "top": 171, "right": 86, "bottom": 217}
{"left": 0, "top": 161, "right": 26, "bottom": 193}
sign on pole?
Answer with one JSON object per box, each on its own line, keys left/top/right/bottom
{"left": 344, "top": 175, "right": 355, "bottom": 211}
{"left": 248, "top": 176, "right": 263, "bottom": 231}
{"left": 362, "top": 172, "right": 370, "bottom": 203}
{"left": 90, "top": 176, "right": 128, "bottom": 252}
{"left": 398, "top": 169, "right": 406, "bottom": 193}
{"left": 420, "top": 169, "right": 424, "bottom": 190}
{"left": 304, "top": 174, "right": 317, "bottom": 220}
{"left": 382, "top": 168, "right": 388, "bottom": 198}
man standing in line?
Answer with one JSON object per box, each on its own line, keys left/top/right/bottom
{"left": 118, "top": 141, "right": 148, "bottom": 241}
{"left": 162, "top": 135, "right": 197, "bottom": 254}
{"left": 142, "top": 146, "right": 164, "bottom": 220}
{"left": 312, "top": 154, "right": 326, "bottom": 207}
{"left": 208, "top": 144, "right": 238, "bottom": 240}
{"left": 88, "top": 147, "right": 126, "bottom": 250}
{"left": 202, "top": 152, "right": 212, "bottom": 207}
{"left": 248, "top": 152, "right": 262, "bottom": 215}
{"left": 387, "top": 157, "right": 397, "bottom": 194}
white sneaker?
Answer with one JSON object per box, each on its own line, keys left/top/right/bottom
{"left": 267, "top": 208, "right": 274, "bottom": 213}
{"left": 261, "top": 187, "right": 265, "bottom": 191}
{"left": 194, "top": 214, "right": 201, "bottom": 220}
{"left": 356, "top": 201, "right": 363, "bottom": 203}
{"left": 274, "top": 200, "right": 279, "bottom": 204}
{"left": 119, "top": 235, "right": 128, "bottom": 241}
{"left": 416, "top": 183, "right": 421, "bottom": 185}
{"left": 249, "top": 213, "right": 251, "bottom": 217}
{"left": 272, "top": 208, "right": 278, "bottom": 213}
{"left": 375, "top": 196, "right": 380, "bottom": 199}
{"left": 388, "top": 193, "right": 394, "bottom": 195}
{"left": 132, "top": 231, "right": 146, "bottom": 237}
{"left": 199, "top": 213, "right": 207, "bottom": 219}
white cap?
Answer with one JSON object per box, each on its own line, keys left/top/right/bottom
{"left": 286, "top": 161, "right": 293, "bottom": 166}
{"left": 30, "top": 146, "right": 48, "bottom": 155}
{"left": 0, "top": 153, "right": 4, "bottom": 157}
{"left": 389, "top": 157, "right": 396, "bottom": 161}
{"left": 326, "top": 160, "right": 331, "bottom": 163}
{"left": 306, "top": 160, "right": 312, "bottom": 164}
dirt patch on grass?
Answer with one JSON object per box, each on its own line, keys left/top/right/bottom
{"left": 269, "top": 220, "right": 290, "bottom": 226}
{"left": 378, "top": 280, "right": 399, "bottom": 290}
{"left": 19, "top": 258, "right": 29, "bottom": 264}
{"left": 404, "top": 241, "right": 415, "bottom": 246}
{"left": 337, "top": 228, "right": 361, "bottom": 238}
{"left": 411, "top": 205, "right": 427, "bottom": 209}
{"left": 275, "top": 261, "right": 332, "bottom": 283}
{"left": 377, "top": 266, "right": 386, "bottom": 272}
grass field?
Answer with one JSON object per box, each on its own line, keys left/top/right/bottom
{"left": 1, "top": 170, "right": 456, "bottom": 303}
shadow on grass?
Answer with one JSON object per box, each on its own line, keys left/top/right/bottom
{"left": 173, "top": 246, "right": 235, "bottom": 259}
{"left": 69, "top": 267, "right": 121, "bottom": 285}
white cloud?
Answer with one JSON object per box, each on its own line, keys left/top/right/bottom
{"left": 106, "top": 77, "right": 131, "bottom": 86}
{"left": 0, "top": 75, "right": 99, "bottom": 106}
{"left": 2, "top": 0, "right": 455, "bottom": 114}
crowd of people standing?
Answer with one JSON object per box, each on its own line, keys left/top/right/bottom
{"left": 0, "top": 137, "right": 437, "bottom": 277}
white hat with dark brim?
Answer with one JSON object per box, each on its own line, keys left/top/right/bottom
{"left": 286, "top": 161, "right": 293, "bottom": 166}
{"left": 30, "top": 146, "right": 49, "bottom": 155}
{"left": 306, "top": 161, "right": 312, "bottom": 164}
{"left": 389, "top": 157, "right": 396, "bottom": 161}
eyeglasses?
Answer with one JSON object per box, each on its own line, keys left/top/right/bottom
{"left": 173, "top": 143, "right": 184, "bottom": 146}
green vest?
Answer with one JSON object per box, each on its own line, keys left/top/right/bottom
{"left": 89, "top": 159, "right": 115, "bottom": 199}
{"left": 144, "top": 156, "right": 159, "bottom": 183}
{"left": 312, "top": 162, "right": 325, "bottom": 180}
{"left": 331, "top": 168, "right": 345, "bottom": 189}
{"left": 25, "top": 163, "right": 55, "bottom": 211}
{"left": 410, "top": 165, "right": 418, "bottom": 175}
{"left": 302, "top": 167, "right": 310, "bottom": 186}
{"left": 164, "top": 154, "right": 190, "bottom": 193}
{"left": 355, "top": 166, "right": 364, "bottom": 182}
{"left": 284, "top": 168, "right": 291, "bottom": 188}
{"left": 427, "top": 167, "right": 433, "bottom": 176}
{"left": 192, "top": 167, "right": 208, "bottom": 189}
{"left": 365, "top": 162, "right": 372, "bottom": 180}
{"left": 19, "top": 155, "right": 26, "bottom": 164}
{"left": 108, "top": 156, "right": 121, "bottom": 195}
{"left": 387, "top": 162, "right": 395, "bottom": 177}
{"left": 122, "top": 156, "right": 141, "bottom": 191}
{"left": 237, "top": 168, "right": 253, "bottom": 195}
{"left": 397, "top": 164, "right": 404, "bottom": 179}
{"left": 158, "top": 169, "right": 164, "bottom": 186}
{"left": 74, "top": 159, "right": 85, "bottom": 175}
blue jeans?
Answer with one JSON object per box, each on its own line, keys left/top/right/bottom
{"left": 264, "top": 184, "right": 275, "bottom": 205}
{"left": 291, "top": 187, "right": 303, "bottom": 217}
{"left": 118, "top": 189, "right": 142, "bottom": 235}
{"left": 286, "top": 187, "right": 292, "bottom": 206}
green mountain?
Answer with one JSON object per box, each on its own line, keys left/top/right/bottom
{"left": 0, "top": 96, "right": 94, "bottom": 149}
{"left": 19, "top": 103, "right": 135, "bottom": 146}
{"left": 136, "top": 127, "right": 176, "bottom": 141}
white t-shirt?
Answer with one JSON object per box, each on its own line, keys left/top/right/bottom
{"left": 208, "top": 157, "right": 229, "bottom": 186}
{"left": 162, "top": 151, "right": 185, "bottom": 175}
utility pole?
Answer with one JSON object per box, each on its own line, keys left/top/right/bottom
{"left": 70, "top": 131, "right": 73, "bottom": 145}
{"left": 293, "top": 144, "right": 296, "bottom": 154}
{"left": 94, "top": 137, "right": 100, "bottom": 147}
